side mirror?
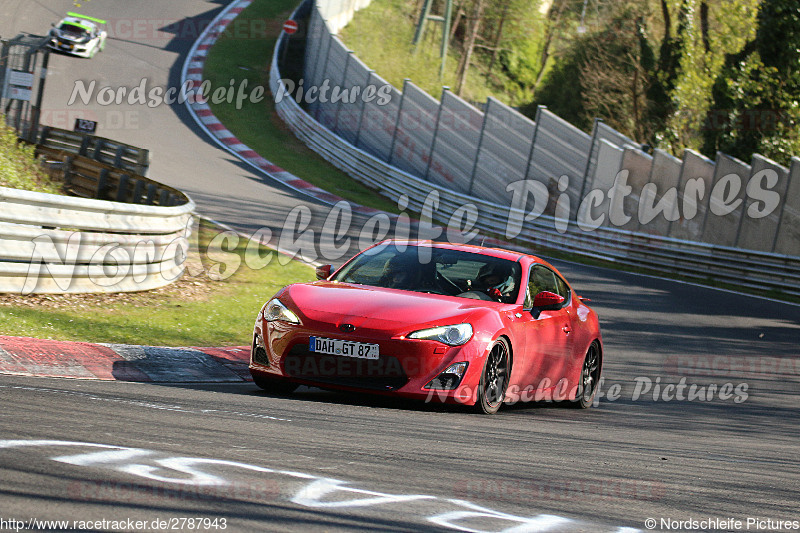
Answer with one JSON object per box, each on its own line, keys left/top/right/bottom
{"left": 315, "top": 264, "right": 332, "bottom": 280}
{"left": 532, "top": 291, "right": 565, "bottom": 311}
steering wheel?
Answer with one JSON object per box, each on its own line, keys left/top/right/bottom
{"left": 436, "top": 272, "right": 463, "bottom": 295}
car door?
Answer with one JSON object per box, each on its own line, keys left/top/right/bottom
{"left": 516, "top": 265, "right": 575, "bottom": 395}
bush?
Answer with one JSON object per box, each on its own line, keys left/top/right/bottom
{"left": 522, "top": 41, "right": 591, "bottom": 132}
{"left": 0, "top": 119, "right": 63, "bottom": 194}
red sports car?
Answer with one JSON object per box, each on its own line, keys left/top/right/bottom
{"left": 250, "top": 240, "right": 602, "bottom": 414}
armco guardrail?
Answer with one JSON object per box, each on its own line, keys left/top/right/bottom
{"left": 270, "top": 3, "right": 800, "bottom": 298}
{"left": 0, "top": 186, "right": 194, "bottom": 294}
{"left": 38, "top": 126, "right": 150, "bottom": 175}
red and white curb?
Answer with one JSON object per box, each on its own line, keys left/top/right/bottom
{"left": 180, "top": 0, "right": 384, "bottom": 217}
{"left": 0, "top": 336, "right": 250, "bottom": 382}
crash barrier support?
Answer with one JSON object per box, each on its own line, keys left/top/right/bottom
{"left": 270, "top": 1, "right": 800, "bottom": 298}
{"left": 35, "top": 146, "right": 182, "bottom": 206}
{"left": 38, "top": 126, "right": 151, "bottom": 175}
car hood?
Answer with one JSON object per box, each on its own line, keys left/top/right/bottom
{"left": 282, "top": 281, "right": 501, "bottom": 331}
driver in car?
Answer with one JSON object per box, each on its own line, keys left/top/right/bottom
{"left": 474, "top": 263, "right": 516, "bottom": 302}
{"left": 380, "top": 256, "right": 419, "bottom": 290}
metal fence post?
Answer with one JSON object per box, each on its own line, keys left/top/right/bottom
{"left": 333, "top": 50, "right": 353, "bottom": 134}
{"left": 0, "top": 41, "right": 7, "bottom": 100}
{"left": 309, "top": 11, "right": 331, "bottom": 111}
{"left": 467, "top": 97, "right": 490, "bottom": 195}
{"left": 314, "top": 29, "right": 335, "bottom": 121}
{"left": 666, "top": 149, "right": 689, "bottom": 238}
{"left": 28, "top": 47, "right": 49, "bottom": 143}
{"left": 425, "top": 87, "right": 449, "bottom": 181}
{"left": 695, "top": 151, "right": 720, "bottom": 247}
{"left": 578, "top": 118, "right": 602, "bottom": 203}
{"left": 13, "top": 45, "right": 33, "bottom": 135}
{"left": 387, "top": 79, "right": 410, "bottom": 165}
{"left": 523, "top": 105, "right": 545, "bottom": 181}
{"left": 305, "top": 8, "right": 322, "bottom": 84}
{"left": 771, "top": 164, "right": 794, "bottom": 253}
{"left": 353, "top": 69, "right": 374, "bottom": 149}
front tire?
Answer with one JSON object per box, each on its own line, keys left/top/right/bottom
{"left": 571, "top": 341, "right": 601, "bottom": 409}
{"left": 475, "top": 338, "right": 510, "bottom": 415}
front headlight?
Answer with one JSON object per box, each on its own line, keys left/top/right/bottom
{"left": 263, "top": 298, "right": 300, "bottom": 325}
{"left": 408, "top": 323, "right": 473, "bottom": 346}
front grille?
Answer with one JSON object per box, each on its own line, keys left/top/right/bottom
{"left": 284, "top": 344, "right": 408, "bottom": 391}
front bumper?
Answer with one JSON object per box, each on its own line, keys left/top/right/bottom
{"left": 49, "top": 38, "right": 93, "bottom": 57}
{"left": 250, "top": 319, "right": 486, "bottom": 405}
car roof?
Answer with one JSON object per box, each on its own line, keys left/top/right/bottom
{"left": 59, "top": 12, "right": 105, "bottom": 30}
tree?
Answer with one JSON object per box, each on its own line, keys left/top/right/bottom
{"left": 531, "top": 0, "right": 572, "bottom": 96}
{"left": 579, "top": 5, "right": 654, "bottom": 141}
{"left": 702, "top": 0, "right": 800, "bottom": 166}
{"left": 455, "top": 0, "right": 487, "bottom": 95}
{"left": 663, "top": 0, "right": 758, "bottom": 153}
{"left": 642, "top": 0, "right": 688, "bottom": 149}
{"left": 526, "top": 0, "right": 656, "bottom": 138}
{"left": 486, "top": 0, "right": 512, "bottom": 76}
{"left": 525, "top": 0, "right": 762, "bottom": 150}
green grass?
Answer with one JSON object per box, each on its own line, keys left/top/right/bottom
{"left": 0, "top": 119, "right": 64, "bottom": 194}
{"left": 0, "top": 220, "right": 315, "bottom": 346}
{"left": 201, "top": 0, "right": 399, "bottom": 213}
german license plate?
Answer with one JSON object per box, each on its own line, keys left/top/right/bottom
{"left": 309, "top": 336, "right": 379, "bottom": 359}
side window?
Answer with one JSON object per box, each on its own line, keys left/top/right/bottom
{"left": 555, "top": 275, "right": 571, "bottom": 300}
{"left": 524, "top": 265, "right": 570, "bottom": 308}
{"left": 535, "top": 266, "right": 558, "bottom": 293}
{"left": 525, "top": 266, "right": 551, "bottom": 307}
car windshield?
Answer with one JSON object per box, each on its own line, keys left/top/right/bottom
{"left": 59, "top": 23, "right": 90, "bottom": 37}
{"left": 332, "top": 244, "right": 522, "bottom": 303}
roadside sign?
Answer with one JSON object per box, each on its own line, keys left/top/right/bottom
{"left": 7, "top": 87, "right": 32, "bottom": 101}
{"left": 74, "top": 118, "right": 97, "bottom": 134}
{"left": 283, "top": 20, "right": 298, "bottom": 34}
{"left": 8, "top": 71, "right": 34, "bottom": 87}
{"left": 3, "top": 69, "right": 34, "bottom": 101}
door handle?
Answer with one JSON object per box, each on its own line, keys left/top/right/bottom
{"left": 562, "top": 326, "right": 571, "bottom": 335}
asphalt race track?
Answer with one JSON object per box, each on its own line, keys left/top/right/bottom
{"left": 1, "top": 1, "right": 799, "bottom": 532}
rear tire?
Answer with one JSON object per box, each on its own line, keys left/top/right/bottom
{"left": 475, "top": 338, "right": 510, "bottom": 415}
{"left": 570, "top": 341, "right": 601, "bottom": 409}
{"left": 253, "top": 375, "right": 298, "bottom": 395}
